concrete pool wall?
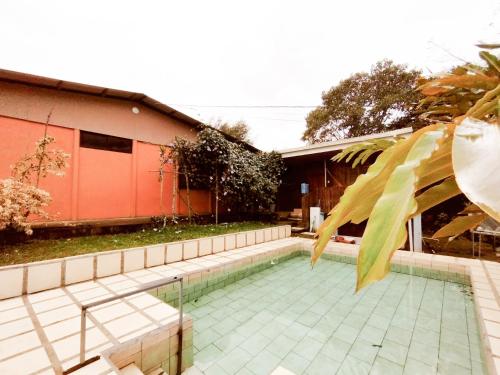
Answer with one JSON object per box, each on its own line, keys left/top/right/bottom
{"left": 0, "top": 226, "right": 291, "bottom": 300}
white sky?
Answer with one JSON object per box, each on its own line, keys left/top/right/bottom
{"left": 1, "top": 0, "right": 498, "bottom": 151}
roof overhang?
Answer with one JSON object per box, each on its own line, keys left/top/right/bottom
{"left": 0, "top": 68, "right": 259, "bottom": 152}
{"left": 279, "top": 127, "right": 413, "bottom": 159}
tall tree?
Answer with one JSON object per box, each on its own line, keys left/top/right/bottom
{"left": 213, "top": 120, "right": 252, "bottom": 144}
{"left": 303, "top": 60, "right": 424, "bottom": 143}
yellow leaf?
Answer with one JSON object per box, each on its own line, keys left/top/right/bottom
{"left": 348, "top": 125, "right": 454, "bottom": 225}
{"left": 432, "top": 214, "right": 487, "bottom": 238}
{"left": 460, "top": 204, "right": 481, "bottom": 214}
{"left": 356, "top": 128, "right": 445, "bottom": 291}
{"left": 413, "top": 177, "right": 461, "bottom": 216}
{"left": 452, "top": 118, "right": 500, "bottom": 221}
{"left": 312, "top": 124, "right": 442, "bottom": 264}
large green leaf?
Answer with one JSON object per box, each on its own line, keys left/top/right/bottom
{"left": 452, "top": 118, "right": 500, "bottom": 221}
{"left": 347, "top": 124, "right": 455, "bottom": 225}
{"left": 433, "top": 213, "right": 487, "bottom": 238}
{"left": 413, "top": 177, "right": 461, "bottom": 216}
{"left": 356, "top": 128, "right": 445, "bottom": 291}
{"left": 332, "top": 139, "right": 397, "bottom": 166}
{"left": 313, "top": 125, "right": 441, "bottom": 263}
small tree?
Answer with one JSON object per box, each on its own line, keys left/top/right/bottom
{"left": 170, "top": 139, "right": 198, "bottom": 223}
{"left": 0, "top": 136, "right": 69, "bottom": 235}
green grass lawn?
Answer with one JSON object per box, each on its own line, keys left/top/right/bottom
{"left": 0, "top": 221, "right": 275, "bottom": 266}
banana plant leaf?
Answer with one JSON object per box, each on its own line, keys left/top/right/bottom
{"left": 312, "top": 124, "right": 442, "bottom": 264}
{"left": 433, "top": 213, "right": 487, "bottom": 238}
{"left": 452, "top": 118, "right": 500, "bottom": 221}
{"left": 413, "top": 177, "right": 461, "bottom": 217}
{"left": 355, "top": 128, "right": 445, "bottom": 291}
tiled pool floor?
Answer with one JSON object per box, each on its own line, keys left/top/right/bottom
{"left": 183, "top": 256, "right": 485, "bottom": 375}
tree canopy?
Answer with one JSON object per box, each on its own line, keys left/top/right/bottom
{"left": 303, "top": 60, "right": 424, "bottom": 143}
{"left": 212, "top": 120, "right": 252, "bottom": 144}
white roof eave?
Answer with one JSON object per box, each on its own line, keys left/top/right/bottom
{"left": 279, "top": 127, "right": 413, "bottom": 158}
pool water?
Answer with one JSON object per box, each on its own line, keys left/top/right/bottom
{"left": 183, "top": 256, "right": 485, "bottom": 375}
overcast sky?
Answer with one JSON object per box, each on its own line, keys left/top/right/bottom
{"left": 1, "top": 1, "right": 498, "bottom": 151}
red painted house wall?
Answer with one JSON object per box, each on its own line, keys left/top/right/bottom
{"left": 0, "top": 115, "right": 211, "bottom": 223}
{"left": 0, "top": 117, "right": 74, "bottom": 220}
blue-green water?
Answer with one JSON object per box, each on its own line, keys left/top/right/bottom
{"left": 184, "top": 256, "right": 484, "bottom": 375}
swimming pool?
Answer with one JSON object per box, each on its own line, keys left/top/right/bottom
{"left": 183, "top": 256, "right": 485, "bottom": 375}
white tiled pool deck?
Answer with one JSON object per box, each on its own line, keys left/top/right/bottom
{"left": 1, "top": 229, "right": 500, "bottom": 374}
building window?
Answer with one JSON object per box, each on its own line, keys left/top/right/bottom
{"left": 80, "top": 131, "right": 133, "bottom": 153}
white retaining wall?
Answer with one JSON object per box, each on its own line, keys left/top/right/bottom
{"left": 0, "top": 225, "right": 292, "bottom": 300}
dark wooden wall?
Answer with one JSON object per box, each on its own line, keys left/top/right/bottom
{"left": 277, "top": 150, "right": 372, "bottom": 236}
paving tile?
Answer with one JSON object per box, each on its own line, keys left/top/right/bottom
{"left": 245, "top": 349, "right": 281, "bottom": 375}
{"left": 266, "top": 334, "right": 298, "bottom": 359}
{"left": 371, "top": 356, "right": 404, "bottom": 375}
{"left": 320, "top": 337, "right": 351, "bottom": 362}
{"left": 470, "top": 359, "right": 487, "bottom": 375}
{"left": 194, "top": 328, "right": 221, "bottom": 351}
{"left": 305, "top": 352, "right": 341, "bottom": 375}
{"left": 0, "top": 347, "right": 52, "bottom": 374}
{"left": 280, "top": 351, "right": 310, "bottom": 375}
{"left": 332, "top": 323, "right": 359, "bottom": 345}
{"left": 292, "top": 337, "right": 323, "bottom": 361}
{"left": 378, "top": 338, "right": 409, "bottom": 366}
{"left": 358, "top": 324, "right": 385, "bottom": 344}
{"left": 296, "top": 310, "right": 322, "bottom": 328}
{"left": 403, "top": 358, "right": 437, "bottom": 375}
{"left": 211, "top": 317, "right": 241, "bottom": 336}
{"left": 260, "top": 320, "right": 288, "bottom": 340}
{"left": 195, "top": 315, "right": 218, "bottom": 331}
{"left": 437, "top": 358, "right": 472, "bottom": 375}
{"left": 240, "top": 332, "right": 272, "bottom": 356}
{"left": 52, "top": 328, "right": 109, "bottom": 362}
{"left": 284, "top": 322, "right": 310, "bottom": 341}
{"left": 0, "top": 330, "right": 41, "bottom": 361}
{"left": 252, "top": 310, "right": 275, "bottom": 324}
{"left": 0, "top": 317, "right": 34, "bottom": 340}
{"left": 367, "top": 313, "right": 391, "bottom": 331}
{"left": 385, "top": 326, "right": 413, "bottom": 347}
{"left": 411, "top": 326, "right": 440, "bottom": 348}
{"left": 214, "top": 332, "right": 246, "bottom": 354}
{"left": 439, "top": 342, "right": 471, "bottom": 370}
{"left": 336, "top": 354, "right": 371, "bottom": 375}
{"left": 216, "top": 347, "right": 253, "bottom": 374}
{"left": 407, "top": 340, "right": 438, "bottom": 367}
{"left": 350, "top": 338, "right": 379, "bottom": 364}
{"left": 343, "top": 312, "right": 368, "bottom": 330}
{"left": 194, "top": 344, "right": 224, "bottom": 371}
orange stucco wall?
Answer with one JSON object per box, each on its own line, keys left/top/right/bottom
{"left": 0, "top": 115, "right": 211, "bottom": 222}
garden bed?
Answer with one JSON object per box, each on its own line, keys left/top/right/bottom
{"left": 0, "top": 221, "right": 274, "bottom": 266}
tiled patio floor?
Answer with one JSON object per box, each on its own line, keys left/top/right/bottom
{"left": 184, "top": 256, "right": 485, "bottom": 375}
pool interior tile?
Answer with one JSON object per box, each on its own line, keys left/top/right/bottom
{"left": 183, "top": 255, "right": 487, "bottom": 375}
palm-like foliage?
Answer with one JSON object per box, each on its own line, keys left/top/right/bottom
{"left": 313, "top": 45, "right": 500, "bottom": 292}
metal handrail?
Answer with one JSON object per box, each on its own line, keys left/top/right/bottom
{"left": 73, "top": 275, "right": 183, "bottom": 375}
